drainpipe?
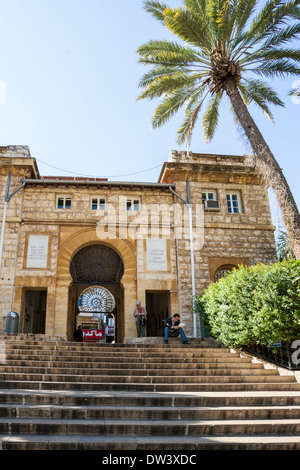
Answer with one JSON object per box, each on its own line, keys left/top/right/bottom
{"left": 0, "top": 171, "right": 26, "bottom": 273}
{"left": 169, "top": 178, "right": 200, "bottom": 339}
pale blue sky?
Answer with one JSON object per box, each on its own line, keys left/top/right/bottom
{"left": 0, "top": 0, "right": 299, "bottom": 221}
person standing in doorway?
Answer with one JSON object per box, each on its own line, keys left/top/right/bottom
{"left": 133, "top": 301, "right": 147, "bottom": 337}
{"left": 74, "top": 324, "right": 83, "bottom": 342}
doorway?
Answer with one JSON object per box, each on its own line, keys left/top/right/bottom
{"left": 69, "top": 244, "right": 124, "bottom": 342}
{"left": 146, "top": 291, "right": 169, "bottom": 337}
{"left": 24, "top": 289, "right": 47, "bottom": 334}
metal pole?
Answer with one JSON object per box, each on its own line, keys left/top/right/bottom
{"left": 0, "top": 172, "right": 11, "bottom": 272}
{"left": 186, "top": 178, "right": 197, "bottom": 338}
{"left": 169, "top": 180, "right": 200, "bottom": 338}
{"left": 0, "top": 172, "right": 25, "bottom": 274}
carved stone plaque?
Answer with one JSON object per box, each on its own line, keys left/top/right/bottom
{"left": 26, "top": 235, "right": 49, "bottom": 269}
{"left": 146, "top": 239, "right": 167, "bottom": 271}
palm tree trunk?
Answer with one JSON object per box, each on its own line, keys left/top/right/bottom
{"left": 224, "top": 78, "right": 300, "bottom": 260}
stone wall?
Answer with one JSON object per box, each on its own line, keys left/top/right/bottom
{"left": 159, "top": 151, "right": 276, "bottom": 336}
{"left": 0, "top": 147, "right": 276, "bottom": 340}
{"left": 0, "top": 147, "right": 39, "bottom": 333}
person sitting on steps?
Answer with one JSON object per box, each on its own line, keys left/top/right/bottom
{"left": 164, "top": 314, "right": 189, "bottom": 344}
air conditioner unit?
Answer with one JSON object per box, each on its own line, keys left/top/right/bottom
{"left": 204, "top": 200, "right": 220, "bottom": 211}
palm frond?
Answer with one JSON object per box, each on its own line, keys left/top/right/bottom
{"left": 137, "top": 40, "right": 210, "bottom": 66}
{"left": 248, "top": 0, "right": 300, "bottom": 40}
{"left": 163, "top": 6, "right": 215, "bottom": 52}
{"left": 137, "top": 72, "right": 202, "bottom": 101}
{"left": 176, "top": 91, "right": 209, "bottom": 147}
{"left": 151, "top": 86, "right": 205, "bottom": 129}
{"left": 184, "top": 0, "right": 216, "bottom": 45}
{"left": 288, "top": 87, "right": 300, "bottom": 96}
{"left": 143, "top": 0, "right": 169, "bottom": 24}
{"left": 207, "top": 0, "right": 231, "bottom": 31}
{"left": 232, "top": 0, "right": 258, "bottom": 35}
{"left": 202, "top": 92, "right": 222, "bottom": 144}
{"left": 243, "top": 48, "right": 300, "bottom": 65}
{"left": 242, "top": 79, "right": 284, "bottom": 107}
{"left": 138, "top": 65, "right": 190, "bottom": 88}
{"left": 260, "top": 23, "right": 300, "bottom": 48}
{"left": 251, "top": 59, "right": 300, "bottom": 77}
{"left": 235, "top": 0, "right": 300, "bottom": 56}
{"left": 238, "top": 79, "right": 284, "bottom": 122}
{"left": 277, "top": 230, "right": 295, "bottom": 261}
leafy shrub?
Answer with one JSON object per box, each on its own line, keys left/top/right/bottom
{"left": 195, "top": 259, "right": 300, "bottom": 348}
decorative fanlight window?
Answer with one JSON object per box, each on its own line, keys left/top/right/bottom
{"left": 214, "top": 267, "right": 234, "bottom": 283}
{"left": 70, "top": 245, "right": 124, "bottom": 284}
{"left": 78, "top": 286, "right": 116, "bottom": 313}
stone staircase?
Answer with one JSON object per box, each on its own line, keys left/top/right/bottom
{"left": 1, "top": 336, "right": 300, "bottom": 450}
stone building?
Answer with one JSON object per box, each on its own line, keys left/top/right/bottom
{"left": 0, "top": 146, "right": 276, "bottom": 342}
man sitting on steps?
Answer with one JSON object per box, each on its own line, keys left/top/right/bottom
{"left": 164, "top": 314, "right": 189, "bottom": 344}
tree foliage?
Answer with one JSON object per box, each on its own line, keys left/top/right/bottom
{"left": 137, "top": 0, "right": 300, "bottom": 147}
{"left": 137, "top": 0, "right": 300, "bottom": 259}
{"left": 195, "top": 259, "right": 300, "bottom": 348}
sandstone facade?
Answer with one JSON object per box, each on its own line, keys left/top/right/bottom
{"left": 0, "top": 146, "right": 276, "bottom": 341}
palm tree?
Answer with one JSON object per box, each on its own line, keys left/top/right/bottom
{"left": 277, "top": 229, "right": 295, "bottom": 260}
{"left": 137, "top": 0, "right": 300, "bottom": 259}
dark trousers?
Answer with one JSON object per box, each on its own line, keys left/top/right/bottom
{"left": 136, "top": 317, "right": 146, "bottom": 337}
{"left": 164, "top": 326, "right": 187, "bottom": 343}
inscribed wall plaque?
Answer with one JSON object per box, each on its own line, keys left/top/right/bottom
{"left": 26, "top": 235, "right": 49, "bottom": 268}
{"left": 146, "top": 239, "right": 167, "bottom": 271}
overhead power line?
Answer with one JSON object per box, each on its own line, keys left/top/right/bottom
{"left": 35, "top": 158, "right": 162, "bottom": 179}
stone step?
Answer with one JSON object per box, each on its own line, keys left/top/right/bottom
{"left": 0, "top": 338, "right": 223, "bottom": 348}
{"left": 1, "top": 360, "right": 266, "bottom": 370}
{"left": 1, "top": 379, "right": 300, "bottom": 392}
{"left": 3, "top": 356, "right": 254, "bottom": 367}
{"left": 2, "top": 389, "right": 300, "bottom": 407}
{"left": 2, "top": 433, "right": 300, "bottom": 450}
{"left": 2, "top": 335, "right": 220, "bottom": 348}
{"left": 1, "top": 339, "right": 220, "bottom": 350}
{"left": 2, "top": 347, "right": 232, "bottom": 357}
{"left": 2, "top": 402, "right": 300, "bottom": 420}
{"left": 0, "top": 371, "right": 293, "bottom": 383}
{"left": 1, "top": 338, "right": 300, "bottom": 450}
{"left": 1, "top": 416, "right": 300, "bottom": 437}
{"left": 2, "top": 347, "right": 233, "bottom": 355}
{"left": 2, "top": 350, "right": 254, "bottom": 361}
{"left": 0, "top": 365, "right": 275, "bottom": 376}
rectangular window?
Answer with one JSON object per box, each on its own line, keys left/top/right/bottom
{"left": 91, "top": 197, "right": 106, "bottom": 210}
{"left": 201, "top": 190, "right": 217, "bottom": 202}
{"left": 226, "top": 192, "right": 242, "bottom": 214}
{"left": 126, "top": 197, "right": 141, "bottom": 211}
{"left": 56, "top": 196, "right": 72, "bottom": 209}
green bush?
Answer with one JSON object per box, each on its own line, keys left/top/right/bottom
{"left": 195, "top": 259, "right": 300, "bottom": 348}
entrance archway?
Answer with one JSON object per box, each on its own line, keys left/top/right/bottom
{"left": 69, "top": 244, "right": 124, "bottom": 342}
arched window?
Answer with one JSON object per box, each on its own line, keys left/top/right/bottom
{"left": 214, "top": 265, "right": 235, "bottom": 282}
{"left": 78, "top": 286, "right": 116, "bottom": 313}
{"left": 70, "top": 244, "right": 124, "bottom": 284}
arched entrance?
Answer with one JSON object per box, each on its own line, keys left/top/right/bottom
{"left": 69, "top": 244, "right": 124, "bottom": 343}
